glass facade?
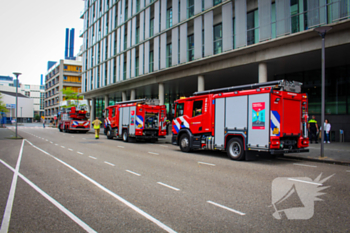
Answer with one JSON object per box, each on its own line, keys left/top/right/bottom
{"left": 213, "top": 24, "right": 222, "bottom": 54}
{"left": 275, "top": 65, "right": 350, "bottom": 115}
{"left": 187, "top": 35, "right": 194, "bottom": 61}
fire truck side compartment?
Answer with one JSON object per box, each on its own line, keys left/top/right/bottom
{"left": 247, "top": 93, "right": 270, "bottom": 149}
{"left": 225, "top": 96, "right": 248, "bottom": 130}
{"left": 129, "top": 106, "right": 136, "bottom": 135}
{"left": 214, "top": 98, "right": 225, "bottom": 148}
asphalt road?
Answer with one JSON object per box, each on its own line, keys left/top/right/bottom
{"left": 0, "top": 127, "right": 349, "bottom": 232}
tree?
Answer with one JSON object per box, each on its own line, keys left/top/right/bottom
{"left": 0, "top": 93, "right": 9, "bottom": 113}
{"left": 60, "top": 87, "right": 83, "bottom": 108}
{"left": 34, "top": 114, "right": 40, "bottom": 121}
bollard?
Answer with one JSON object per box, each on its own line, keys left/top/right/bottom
{"left": 339, "top": 129, "right": 344, "bottom": 143}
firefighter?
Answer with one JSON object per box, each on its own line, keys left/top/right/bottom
{"left": 92, "top": 117, "right": 102, "bottom": 139}
{"left": 308, "top": 115, "right": 319, "bottom": 143}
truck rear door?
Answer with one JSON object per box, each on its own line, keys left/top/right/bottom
{"left": 282, "top": 93, "right": 301, "bottom": 136}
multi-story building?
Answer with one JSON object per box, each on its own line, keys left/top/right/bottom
{"left": 0, "top": 77, "right": 45, "bottom": 118}
{"left": 44, "top": 59, "right": 82, "bottom": 120}
{"left": 80, "top": 0, "right": 350, "bottom": 141}
{"left": 21, "top": 84, "right": 45, "bottom": 117}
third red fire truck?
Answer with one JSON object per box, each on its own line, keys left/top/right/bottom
{"left": 104, "top": 99, "right": 167, "bottom": 142}
{"left": 172, "top": 80, "right": 309, "bottom": 160}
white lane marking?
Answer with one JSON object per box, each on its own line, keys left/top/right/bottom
{"left": 71, "top": 136, "right": 74, "bottom": 137}
{"left": 46, "top": 139, "right": 48, "bottom": 141}
{"left": 0, "top": 159, "right": 97, "bottom": 233}
{"left": 50, "top": 141, "right": 53, "bottom": 143}
{"left": 346, "top": 170, "right": 350, "bottom": 172}
{"left": 55, "top": 144, "right": 59, "bottom": 146}
{"left": 288, "top": 178, "right": 322, "bottom": 186}
{"left": 24, "top": 140, "right": 176, "bottom": 233}
{"left": 293, "top": 163, "right": 317, "bottom": 168}
{"left": 207, "top": 201, "right": 246, "bottom": 216}
{"left": 148, "top": 152, "right": 159, "bottom": 155}
{"left": 82, "top": 138, "right": 86, "bottom": 140}
{"left": 198, "top": 162, "right": 216, "bottom": 166}
{"left": 126, "top": 170, "right": 141, "bottom": 176}
{"left": 89, "top": 156, "right": 97, "bottom": 160}
{"left": 159, "top": 145, "right": 168, "bottom": 148}
{"left": 117, "top": 146, "right": 124, "bottom": 148}
{"left": 104, "top": 161, "right": 115, "bottom": 166}
{"left": 157, "top": 182, "right": 180, "bottom": 191}
{"left": 0, "top": 140, "right": 25, "bottom": 232}
{"left": 68, "top": 148, "right": 73, "bottom": 151}
{"left": 77, "top": 152, "right": 83, "bottom": 155}
{"left": 61, "top": 146, "right": 65, "bottom": 148}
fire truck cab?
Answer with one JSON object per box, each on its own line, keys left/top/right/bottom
{"left": 172, "top": 80, "right": 309, "bottom": 160}
{"left": 58, "top": 105, "right": 90, "bottom": 133}
{"left": 104, "top": 99, "right": 167, "bottom": 142}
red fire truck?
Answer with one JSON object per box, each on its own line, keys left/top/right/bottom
{"left": 172, "top": 80, "right": 309, "bottom": 160}
{"left": 58, "top": 106, "right": 90, "bottom": 133}
{"left": 104, "top": 99, "right": 167, "bottom": 142}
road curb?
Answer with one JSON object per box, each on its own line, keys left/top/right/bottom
{"left": 282, "top": 155, "right": 350, "bottom": 166}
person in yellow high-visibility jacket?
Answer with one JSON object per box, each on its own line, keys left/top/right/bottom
{"left": 91, "top": 117, "right": 102, "bottom": 139}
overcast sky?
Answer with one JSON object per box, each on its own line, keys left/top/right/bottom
{"left": 0, "top": 0, "right": 85, "bottom": 85}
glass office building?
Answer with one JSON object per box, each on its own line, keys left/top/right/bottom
{"left": 80, "top": 0, "right": 350, "bottom": 140}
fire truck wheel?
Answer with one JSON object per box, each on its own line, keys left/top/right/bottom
{"left": 179, "top": 134, "right": 191, "bottom": 152}
{"left": 106, "top": 129, "right": 113, "bottom": 139}
{"left": 122, "top": 130, "right": 129, "bottom": 142}
{"left": 227, "top": 138, "right": 245, "bottom": 161}
{"left": 59, "top": 124, "right": 62, "bottom": 132}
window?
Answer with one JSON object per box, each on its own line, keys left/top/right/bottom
{"left": 213, "top": 24, "right": 222, "bottom": 54}
{"left": 149, "top": 51, "right": 154, "bottom": 72}
{"left": 124, "top": 34, "right": 127, "bottom": 50}
{"left": 112, "top": 108, "right": 116, "bottom": 117}
{"left": 24, "top": 85, "right": 30, "bottom": 89}
{"left": 187, "top": 0, "right": 194, "bottom": 18}
{"left": 64, "top": 76, "right": 67, "bottom": 80}
{"left": 166, "top": 8, "right": 173, "bottom": 28}
{"left": 166, "top": 44, "right": 172, "bottom": 68}
{"left": 187, "top": 35, "right": 194, "bottom": 61}
{"left": 175, "top": 103, "right": 184, "bottom": 117}
{"left": 202, "top": 30, "right": 204, "bottom": 57}
{"left": 150, "top": 18, "right": 154, "bottom": 37}
{"left": 64, "top": 65, "right": 67, "bottom": 69}
{"left": 25, "top": 91, "right": 30, "bottom": 97}
{"left": 192, "top": 100, "right": 203, "bottom": 117}
{"left": 135, "top": 57, "right": 139, "bottom": 77}
{"left": 123, "top": 61, "right": 127, "bottom": 80}
{"left": 213, "top": 0, "right": 222, "bottom": 6}
{"left": 136, "top": 27, "right": 140, "bottom": 44}
{"left": 136, "top": 0, "right": 140, "bottom": 12}
{"left": 247, "top": 10, "right": 259, "bottom": 45}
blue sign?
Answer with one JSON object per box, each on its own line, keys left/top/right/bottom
{"left": 6, "top": 104, "right": 16, "bottom": 108}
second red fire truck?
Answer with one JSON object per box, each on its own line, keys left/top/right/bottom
{"left": 172, "top": 80, "right": 309, "bottom": 160}
{"left": 104, "top": 99, "right": 167, "bottom": 142}
{"left": 58, "top": 106, "right": 90, "bottom": 133}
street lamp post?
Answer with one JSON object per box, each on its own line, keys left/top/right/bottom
{"left": 13, "top": 72, "right": 22, "bottom": 138}
{"left": 314, "top": 26, "right": 332, "bottom": 158}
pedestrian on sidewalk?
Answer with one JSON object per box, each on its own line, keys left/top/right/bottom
{"left": 308, "top": 115, "right": 319, "bottom": 143}
{"left": 321, "top": 119, "right": 331, "bottom": 143}
{"left": 43, "top": 119, "right": 46, "bottom": 128}
{"left": 92, "top": 117, "right": 102, "bottom": 139}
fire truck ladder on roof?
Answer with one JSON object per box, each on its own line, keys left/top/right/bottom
{"left": 113, "top": 98, "right": 160, "bottom": 105}
{"left": 193, "top": 80, "right": 303, "bottom": 96}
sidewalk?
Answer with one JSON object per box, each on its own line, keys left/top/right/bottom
{"left": 0, "top": 128, "right": 22, "bottom": 140}
{"left": 164, "top": 135, "right": 350, "bottom": 165}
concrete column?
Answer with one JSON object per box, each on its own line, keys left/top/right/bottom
{"left": 87, "top": 98, "right": 91, "bottom": 119}
{"left": 104, "top": 95, "right": 109, "bottom": 107}
{"left": 130, "top": 89, "right": 136, "bottom": 100}
{"left": 198, "top": 75, "right": 205, "bottom": 92}
{"left": 158, "top": 83, "right": 164, "bottom": 105}
{"left": 91, "top": 98, "right": 96, "bottom": 127}
{"left": 122, "top": 91, "right": 127, "bottom": 101}
{"left": 259, "top": 63, "right": 268, "bottom": 83}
